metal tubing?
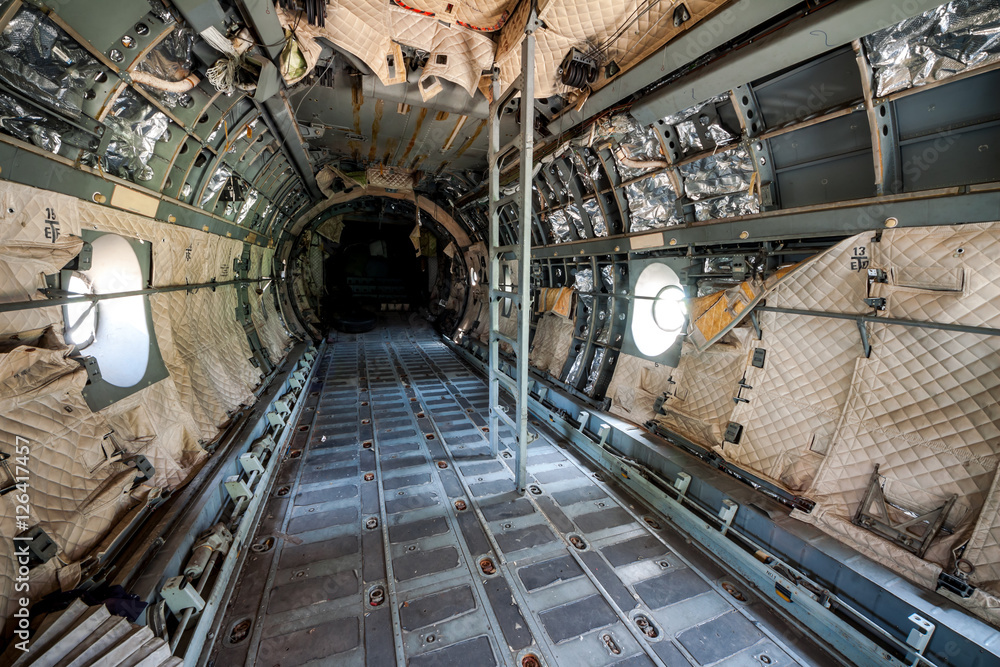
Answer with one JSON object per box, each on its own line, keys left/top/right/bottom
{"left": 757, "top": 306, "right": 1000, "bottom": 338}
{"left": 487, "top": 68, "right": 502, "bottom": 462}
{"left": 169, "top": 549, "right": 221, "bottom": 653}
{"left": 487, "top": 13, "right": 537, "bottom": 493}
{"left": 0, "top": 279, "right": 271, "bottom": 314}
{"left": 513, "top": 23, "right": 537, "bottom": 494}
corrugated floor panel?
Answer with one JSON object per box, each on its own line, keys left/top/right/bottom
{"left": 208, "top": 321, "right": 838, "bottom": 667}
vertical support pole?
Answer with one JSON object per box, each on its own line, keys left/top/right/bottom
{"left": 514, "top": 25, "right": 536, "bottom": 494}
{"left": 487, "top": 70, "right": 502, "bottom": 461}
{"left": 486, "top": 7, "right": 537, "bottom": 494}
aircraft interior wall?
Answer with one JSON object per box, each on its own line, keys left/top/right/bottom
{"left": 0, "top": 0, "right": 998, "bottom": 665}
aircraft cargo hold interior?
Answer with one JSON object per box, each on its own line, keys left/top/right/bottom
{"left": 0, "top": 0, "right": 999, "bottom": 666}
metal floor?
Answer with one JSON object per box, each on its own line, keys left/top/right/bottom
{"left": 208, "top": 322, "right": 838, "bottom": 667}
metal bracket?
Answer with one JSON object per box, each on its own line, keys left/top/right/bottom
{"left": 0, "top": 452, "right": 16, "bottom": 495}
{"left": 161, "top": 575, "right": 206, "bottom": 615}
{"left": 673, "top": 472, "right": 691, "bottom": 498}
{"left": 724, "top": 422, "right": 743, "bottom": 444}
{"left": 905, "top": 613, "right": 935, "bottom": 665}
{"left": 749, "top": 311, "right": 762, "bottom": 340}
{"left": 852, "top": 464, "right": 956, "bottom": 558}
{"left": 16, "top": 525, "right": 58, "bottom": 565}
{"left": 223, "top": 475, "right": 253, "bottom": 503}
{"left": 239, "top": 451, "right": 265, "bottom": 474}
{"left": 123, "top": 454, "right": 155, "bottom": 486}
{"left": 864, "top": 297, "right": 887, "bottom": 311}
{"left": 867, "top": 268, "right": 888, "bottom": 284}
{"left": 856, "top": 318, "right": 872, "bottom": 358}
{"left": 80, "top": 356, "right": 102, "bottom": 383}
{"left": 937, "top": 570, "right": 976, "bottom": 598}
{"left": 874, "top": 101, "right": 902, "bottom": 195}
{"left": 524, "top": 3, "right": 541, "bottom": 33}
{"left": 732, "top": 84, "right": 779, "bottom": 210}
{"left": 652, "top": 120, "right": 684, "bottom": 164}
{"left": 719, "top": 499, "right": 738, "bottom": 536}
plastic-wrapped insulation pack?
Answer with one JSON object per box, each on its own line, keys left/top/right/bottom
{"left": 682, "top": 146, "right": 759, "bottom": 220}
{"left": 593, "top": 265, "right": 616, "bottom": 344}
{"left": 584, "top": 346, "right": 606, "bottom": 395}
{"left": 0, "top": 91, "right": 98, "bottom": 155}
{"left": 624, "top": 172, "right": 682, "bottom": 232}
{"left": 237, "top": 188, "right": 260, "bottom": 225}
{"left": 147, "top": 0, "right": 175, "bottom": 23}
{"left": 202, "top": 164, "right": 234, "bottom": 206}
{"left": 661, "top": 94, "right": 736, "bottom": 154}
{"left": 87, "top": 88, "right": 169, "bottom": 183}
{"left": 575, "top": 148, "right": 605, "bottom": 191}
{"left": 593, "top": 296, "right": 611, "bottom": 343}
{"left": 563, "top": 344, "right": 584, "bottom": 385}
{"left": 552, "top": 159, "right": 573, "bottom": 192}
{"left": 546, "top": 209, "right": 572, "bottom": 244}
{"left": 136, "top": 28, "right": 195, "bottom": 109}
{"left": 596, "top": 113, "right": 666, "bottom": 181}
{"left": 574, "top": 267, "right": 594, "bottom": 293}
{"left": 703, "top": 256, "right": 736, "bottom": 273}
{"left": 570, "top": 149, "right": 596, "bottom": 194}
{"left": 565, "top": 204, "right": 587, "bottom": 239}
{"left": 260, "top": 201, "right": 276, "bottom": 232}
{"left": 600, "top": 265, "right": 615, "bottom": 292}
{"left": 537, "top": 175, "right": 560, "bottom": 209}
{"left": 573, "top": 267, "right": 594, "bottom": 340}
{"left": 864, "top": 0, "right": 1000, "bottom": 96}
{"left": 694, "top": 192, "right": 760, "bottom": 221}
{"left": 583, "top": 198, "right": 607, "bottom": 237}
{"left": 0, "top": 6, "right": 102, "bottom": 116}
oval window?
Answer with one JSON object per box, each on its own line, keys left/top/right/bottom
{"left": 630, "top": 263, "right": 686, "bottom": 357}
{"left": 72, "top": 234, "right": 150, "bottom": 387}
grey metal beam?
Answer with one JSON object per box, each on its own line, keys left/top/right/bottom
{"left": 169, "top": 0, "right": 228, "bottom": 32}
{"left": 258, "top": 94, "right": 323, "bottom": 201}
{"left": 488, "top": 12, "right": 538, "bottom": 495}
{"left": 758, "top": 306, "right": 1000, "bottom": 338}
{"left": 0, "top": 279, "right": 269, "bottom": 314}
{"left": 548, "top": 0, "right": 802, "bottom": 137}
{"left": 236, "top": 0, "right": 286, "bottom": 61}
{"left": 528, "top": 187, "right": 1000, "bottom": 259}
{"left": 630, "top": 0, "right": 945, "bottom": 125}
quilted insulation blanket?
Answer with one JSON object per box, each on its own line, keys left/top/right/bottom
{"left": 608, "top": 222, "right": 1000, "bottom": 626}
{"left": 280, "top": 0, "right": 728, "bottom": 100}
{"left": 0, "top": 181, "right": 294, "bottom": 639}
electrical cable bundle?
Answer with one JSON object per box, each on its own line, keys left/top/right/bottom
{"left": 277, "top": 0, "right": 326, "bottom": 26}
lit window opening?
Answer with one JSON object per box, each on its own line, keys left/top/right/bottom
{"left": 64, "top": 272, "right": 97, "bottom": 347}
{"left": 631, "top": 263, "right": 687, "bottom": 358}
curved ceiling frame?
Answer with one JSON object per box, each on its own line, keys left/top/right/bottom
{"left": 276, "top": 187, "right": 485, "bottom": 340}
